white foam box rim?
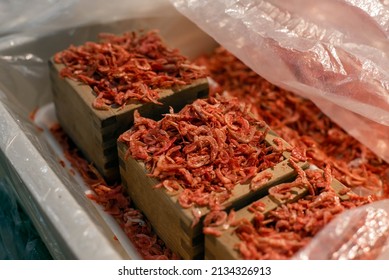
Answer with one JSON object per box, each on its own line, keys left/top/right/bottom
{"left": 0, "top": 15, "right": 218, "bottom": 260}
{"left": 0, "top": 101, "right": 133, "bottom": 259}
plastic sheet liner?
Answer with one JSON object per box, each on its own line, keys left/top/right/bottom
{"left": 0, "top": 0, "right": 174, "bottom": 37}
{"left": 0, "top": 0, "right": 216, "bottom": 259}
{"left": 171, "top": 0, "right": 389, "bottom": 260}
{"left": 1, "top": 0, "right": 389, "bottom": 260}
{"left": 293, "top": 199, "right": 389, "bottom": 260}
{"left": 172, "top": 0, "right": 389, "bottom": 164}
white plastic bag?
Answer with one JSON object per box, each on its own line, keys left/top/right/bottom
{"left": 0, "top": 0, "right": 216, "bottom": 259}
{"left": 0, "top": 0, "right": 175, "bottom": 36}
{"left": 171, "top": 0, "right": 389, "bottom": 260}
{"left": 293, "top": 199, "right": 389, "bottom": 260}
{"left": 172, "top": 0, "right": 389, "bottom": 163}
{"left": 2, "top": 0, "right": 389, "bottom": 260}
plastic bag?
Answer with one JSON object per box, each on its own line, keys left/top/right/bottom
{"left": 0, "top": 0, "right": 175, "bottom": 37}
{"left": 1, "top": 0, "right": 389, "bottom": 260}
{"left": 0, "top": 0, "right": 74, "bottom": 36}
{"left": 293, "top": 199, "right": 389, "bottom": 260}
{"left": 172, "top": 0, "right": 389, "bottom": 163}
{"left": 171, "top": 0, "right": 389, "bottom": 260}
{"left": 0, "top": 0, "right": 217, "bottom": 259}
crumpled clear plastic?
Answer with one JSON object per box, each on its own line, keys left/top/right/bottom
{"left": 2, "top": 0, "right": 389, "bottom": 260}
{"left": 0, "top": 0, "right": 216, "bottom": 259}
{"left": 293, "top": 199, "right": 389, "bottom": 260}
{"left": 172, "top": 0, "right": 389, "bottom": 163}
{"left": 0, "top": 0, "right": 75, "bottom": 36}
{"left": 0, "top": 0, "right": 175, "bottom": 37}
{"left": 171, "top": 0, "right": 389, "bottom": 260}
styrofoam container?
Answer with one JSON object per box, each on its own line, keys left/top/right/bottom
{"left": 0, "top": 5, "right": 217, "bottom": 259}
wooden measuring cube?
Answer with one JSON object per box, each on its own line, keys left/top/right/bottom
{"left": 118, "top": 126, "right": 308, "bottom": 259}
{"left": 205, "top": 175, "right": 351, "bottom": 260}
{"left": 50, "top": 59, "right": 208, "bottom": 182}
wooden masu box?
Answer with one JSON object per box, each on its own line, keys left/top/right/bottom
{"left": 118, "top": 127, "right": 309, "bottom": 259}
{"left": 49, "top": 59, "right": 208, "bottom": 182}
{"left": 205, "top": 172, "right": 351, "bottom": 260}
